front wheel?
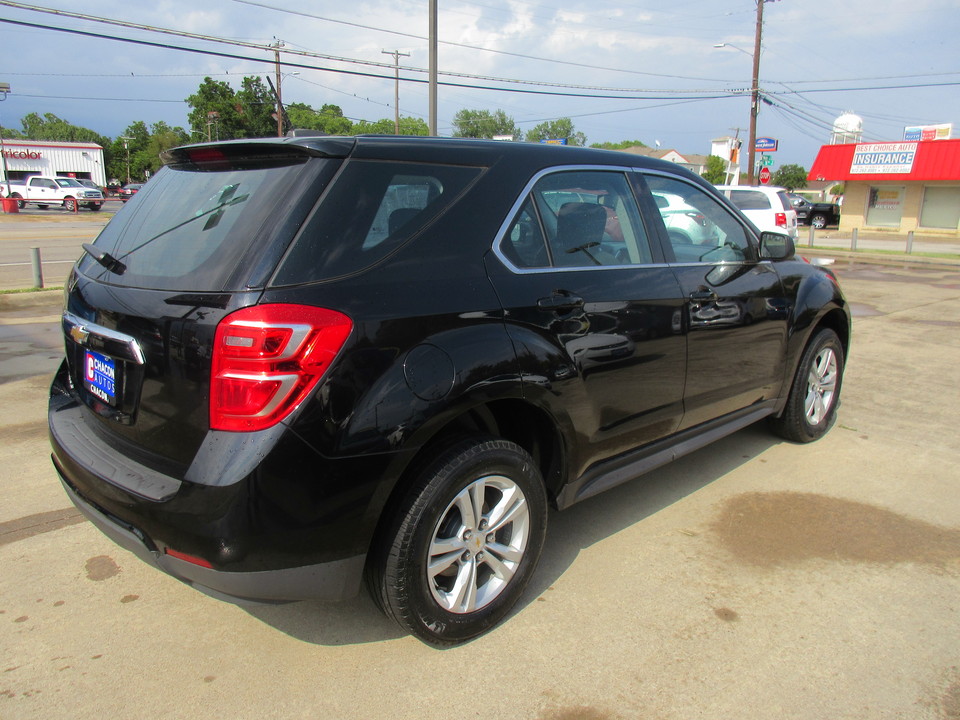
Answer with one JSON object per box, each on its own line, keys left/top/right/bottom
{"left": 87, "top": 203, "right": 102, "bottom": 212}
{"left": 810, "top": 213, "right": 827, "bottom": 229}
{"left": 368, "top": 438, "right": 548, "bottom": 646}
{"left": 63, "top": 197, "right": 77, "bottom": 212}
{"left": 771, "top": 328, "right": 844, "bottom": 443}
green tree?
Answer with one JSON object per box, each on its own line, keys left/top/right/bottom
{"left": 17, "top": 112, "right": 108, "bottom": 146}
{"left": 525, "top": 118, "right": 586, "bottom": 147}
{"left": 236, "top": 76, "right": 278, "bottom": 137}
{"left": 589, "top": 140, "right": 648, "bottom": 150}
{"left": 286, "top": 102, "right": 353, "bottom": 135}
{"left": 702, "top": 155, "right": 727, "bottom": 184}
{"left": 452, "top": 109, "right": 520, "bottom": 139}
{"left": 771, "top": 163, "right": 808, "bottom": 190}
{"left": 186, "top": 76, "right": 277, "bottom": 141}
{"left": 353, "top": 116, "right": 429, "bottom": 136}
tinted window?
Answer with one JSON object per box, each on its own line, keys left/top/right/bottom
{"left": 79, "top": 153, "right": 327, "bottom": 291}
{"left": 503, "top": 170, "right": 652, "bottom": 268}
{"left": 728, "top": 190, "right": 771, "bottom": 211}
{"left": 644, "top": 175, "right": 752, "bottom": 263}
{"left": 274, "top": 160, "right": 482, "bottom": 284}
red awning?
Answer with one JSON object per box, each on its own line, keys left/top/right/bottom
{"left": 808, "top": 139, "right": 960, "bottom": 182}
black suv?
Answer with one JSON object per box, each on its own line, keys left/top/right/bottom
{"left": 49, "top": 136, "right": 850, "bottom": 645}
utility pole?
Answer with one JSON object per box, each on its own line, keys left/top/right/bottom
{"left": 382, "top": 49, "right": 410, "bottom": 135}
{"left": 428, "top": 0, "right": 437, "bottom": 135}
{"left": 746, "top": 0, "right": 767, "bottom": 186}
{"left": 272, "top": 39, "right": 284, "bottom": 138}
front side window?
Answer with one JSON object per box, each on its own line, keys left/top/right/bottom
{"left": 501, "top": 170, "right": 653, "bottom": 269}
{"left": 644, "top": 175, "right": 752, "bottom": 264}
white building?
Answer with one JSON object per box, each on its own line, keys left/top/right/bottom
{"left": 0, "top": 140, "right": 106, "bottom": 185}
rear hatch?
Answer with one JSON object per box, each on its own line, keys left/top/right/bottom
{"left": 58, "top": 139, "right": 351, "bottom": 470}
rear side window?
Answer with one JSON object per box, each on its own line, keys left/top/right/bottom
{"left": 273, "top": 160, "right": 482, "bottom": 284}
{"left": 728, "top": 190, "right": 771, "bottom": 210}
{"left": 80, "top": 149, "right": 330, "bottom": 291}
{"left": 775, "top": 191, "right": 792, "bottom": 211}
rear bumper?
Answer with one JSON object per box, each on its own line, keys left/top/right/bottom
{"left": 47, "top": 364, "right": 390, "bottom": 604}
{"left": 55, "top": 460, "right": 365, "bottom": 604}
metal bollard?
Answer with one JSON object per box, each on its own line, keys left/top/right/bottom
{"left": 808, "top": 225, "right": 815, "bottom": 247}
{"left": 31, "top": 247, "right": 44, "bottom": 288}
{"left": 851, "top": 227, "right": 858, "bottom": 252}
{"left": 906, "top": 231, "right": 914, "bottom": 254}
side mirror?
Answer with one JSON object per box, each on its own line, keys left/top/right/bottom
{"left": 759, "top": 231, "right": 795, "bottom": 260}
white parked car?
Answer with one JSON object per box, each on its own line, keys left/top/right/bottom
{"left": 714, "top": 185, "right": 798, "bottom": 239}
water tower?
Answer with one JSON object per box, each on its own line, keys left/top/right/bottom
{"left": 831, "top": 112, "right": 863, "bottom": 145}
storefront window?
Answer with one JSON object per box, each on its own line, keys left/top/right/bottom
{"left": 919, "top": 186, "right": 960, "bottom": 230}
{"left": 865, "top": 186, "right": 905, "bottom": 228}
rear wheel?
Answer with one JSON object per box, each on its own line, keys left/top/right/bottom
{"left": 368, "top": 438, "right": 547, "bottom": 646}
{"left": 810, "top": 213, "right": 827, "bottom": 229}
{"left": 11, "top": 193, "right": 24, "bottom": 209}
{"left": 771, "top": 328, "right": 844, "bottom": 442}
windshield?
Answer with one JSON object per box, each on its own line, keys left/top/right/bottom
{"left": 56, "top": 178, "right": 84, "bottom": 187}
{"left": 79, "top": 151, "right": 333, "bottom": 291}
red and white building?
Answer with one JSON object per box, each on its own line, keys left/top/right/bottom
{"left": 808, "top": 138, "right": 960, "bottom": 237}
{"left": 0, "top": 140, "right": 106, "bottom": 186}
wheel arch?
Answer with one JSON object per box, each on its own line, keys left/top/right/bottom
{"left": 361, "top": 397, "right": 564, "bottom": 567}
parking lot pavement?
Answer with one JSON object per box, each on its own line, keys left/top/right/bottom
{"left": 1, "top": 265, "right": 958, "bottom": 720}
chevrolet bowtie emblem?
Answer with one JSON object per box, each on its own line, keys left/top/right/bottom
{"left": 70, "top": 324, "right": 90, "bottom": 345}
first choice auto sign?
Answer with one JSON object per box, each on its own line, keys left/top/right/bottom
{"left": 850, "top": 142, "right": 917, "bottom": 174}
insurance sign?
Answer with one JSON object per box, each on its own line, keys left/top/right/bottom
{"left": 850, "top": 142, "right": 917, "bottom": 174}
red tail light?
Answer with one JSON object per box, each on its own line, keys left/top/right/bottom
{"left": 775, "top": 212, "right": 787, "bottom": 228}
{"left": 210, "top": 304, "right": 352, "bottom": 432}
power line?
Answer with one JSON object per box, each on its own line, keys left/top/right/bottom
{"left": 0, "top": 17, "right": 739, "bottom": 101}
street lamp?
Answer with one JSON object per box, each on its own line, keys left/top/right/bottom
{"left": 119, "top": 136, "right": 132, "bottom": 184}
{"left": 0, "top": 82, "right": 11, "bottom": 202}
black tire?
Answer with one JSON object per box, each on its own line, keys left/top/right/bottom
{"left": 11, "top": 193, "right": 24, "bottom": 209}
{"left": 63, "top": 197, "right": 77, "bottom": 213}
{"left": 810, "top": 213, "right": 827, "bottom": 229}
{"left": 87, "top": 203, "right": 102, "bottom": 212}
{"left": 771, "top": 328, "right": 844, "bottom": 443}
{"left": 368, "top": 437, "right": 547, "bottom": 646}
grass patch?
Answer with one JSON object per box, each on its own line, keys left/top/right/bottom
{"left": 0, "top": 287, "right": 63, "bottom": 295}
{"left": 805, "top": 245, "right": 959, "bottom": 260}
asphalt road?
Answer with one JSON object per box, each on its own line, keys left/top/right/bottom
{"left": 0, "top": 259, "right": 959, "bottom": 719}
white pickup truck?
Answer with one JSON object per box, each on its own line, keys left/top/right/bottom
{"left": 3, "top": 176, "right": 104, "bottom": 212}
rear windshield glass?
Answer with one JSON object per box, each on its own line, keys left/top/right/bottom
{"left": 272, "top": 160, "right": 483, "bottom": 285}
{"left": 79, "top": 151, "right": 328, "bottom": 291}
{"left": 727, "top": 190, "right": 772, "bottom": 211}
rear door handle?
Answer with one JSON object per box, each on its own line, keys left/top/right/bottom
{"left": 537, "top": 291, "right": 585, "bottom": 312}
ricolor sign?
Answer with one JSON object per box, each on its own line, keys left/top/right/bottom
{"left": 2, "top": 149, "right": 43, "bottom": 160}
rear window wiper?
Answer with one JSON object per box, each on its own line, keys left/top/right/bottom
{"left": 82, "top": 243, "right": 127, "bottom": 275}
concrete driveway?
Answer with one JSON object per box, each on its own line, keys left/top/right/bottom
{"left": 0, "top": 262, "right": 958, "bottom": 720}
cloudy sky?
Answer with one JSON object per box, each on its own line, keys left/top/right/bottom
{"left": 0, "top": 0, "right": 957, "bottom": 170}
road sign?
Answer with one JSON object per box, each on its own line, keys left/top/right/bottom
{"left": 755, "top": 137, "right": 778, "bottom": 151}
{"left": 759, "top": 167, "right": 772, "bottom": 185}
{"left": 761, "top": 154, "right": 773, "bottom": 167}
